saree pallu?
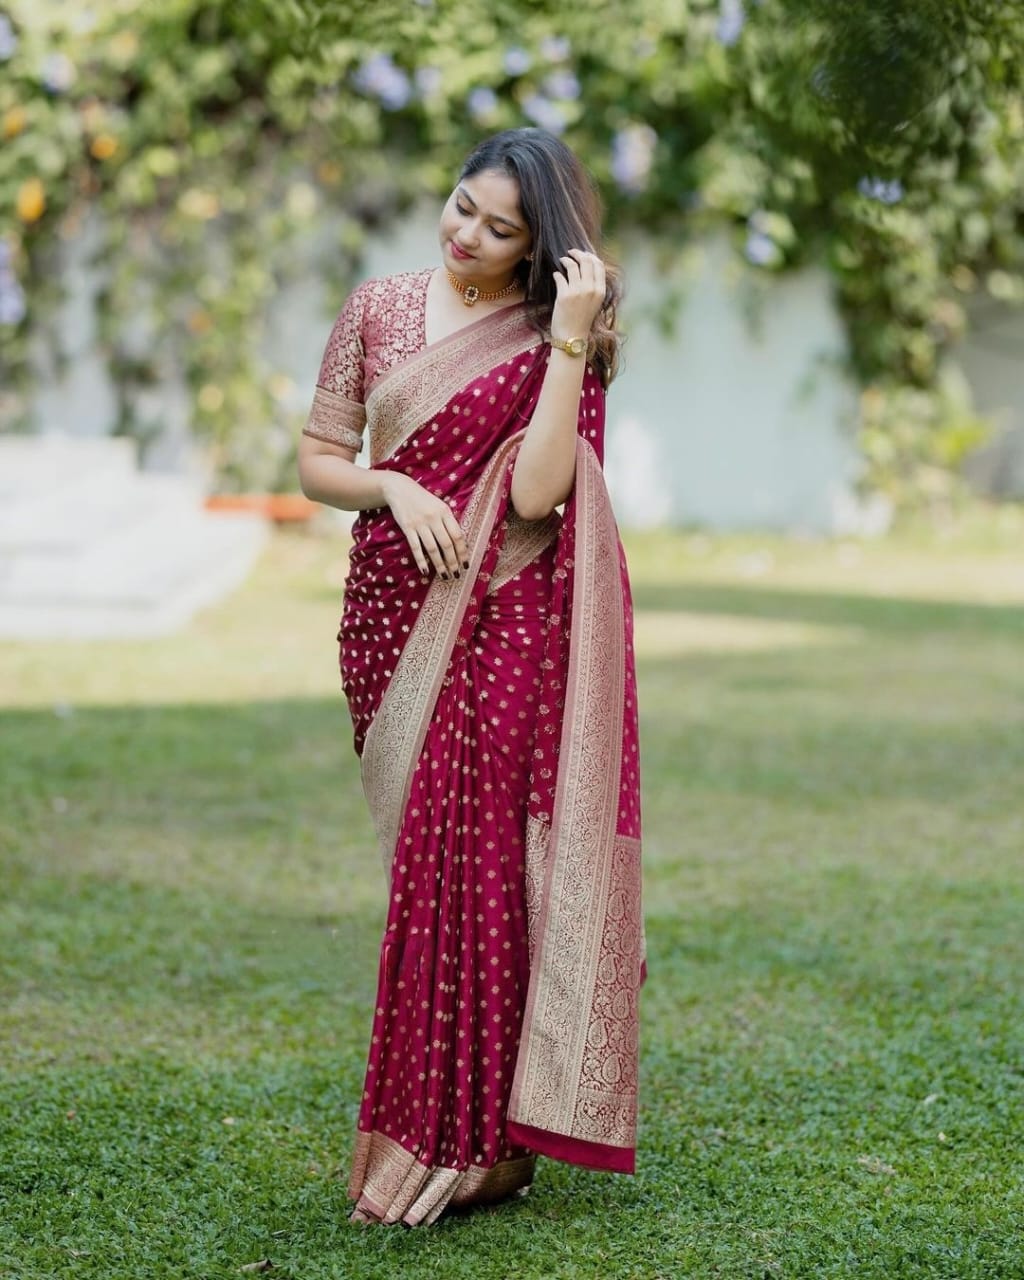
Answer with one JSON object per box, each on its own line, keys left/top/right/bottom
{"left": 335, "top": 304, "right": 643, "bottom": 1226}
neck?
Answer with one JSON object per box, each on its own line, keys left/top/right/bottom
{"left": 445, "top": 269, "right": 522, "bottom": 304}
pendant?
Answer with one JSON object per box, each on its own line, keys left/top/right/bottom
{"left": 463, "top": 285, "right": 479, "bottom": 306}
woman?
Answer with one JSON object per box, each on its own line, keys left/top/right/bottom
{"left": 298, "top": 128, "right": 643, "bottom": 1227}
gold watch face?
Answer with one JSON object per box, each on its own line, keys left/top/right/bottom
{"left": 559, "top": 337, "right": 586, "bottom": 355}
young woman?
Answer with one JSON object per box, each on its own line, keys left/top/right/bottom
{"left": 298, "top": 127, "right": 643, "bottom": 1227}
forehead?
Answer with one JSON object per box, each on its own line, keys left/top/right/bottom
{"left": 458, "top": 169, "right": 522, "bottom": 216}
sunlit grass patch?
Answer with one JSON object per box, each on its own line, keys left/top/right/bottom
{"left": 2, "top": 519, "right": 1022, "bottom": 1279}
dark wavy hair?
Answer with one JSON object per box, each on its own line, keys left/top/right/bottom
{"left": 460, "top": 128, "right": 623, "bottom": 387}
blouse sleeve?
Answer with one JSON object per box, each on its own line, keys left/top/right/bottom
{"left": 303, "top": 283, "right": 369, "bottom": 453}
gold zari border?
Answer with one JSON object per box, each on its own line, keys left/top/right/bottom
{"left": 365, "top": 306, "right": 539, "bottom": 464}
{"left": 349, "top": 1130, "right": 535, "bottom": 1227}
{"left": 509, "top": 439, "right": 641, "bottom": 1154}
{"left": 488, "top": 510, "right": 560, "bottom": 596}
{"left": 361, "top": 429, "right": 525, "bottom": 878}
{"left": 304, "top": 384, "right": 366, "bottom": 452}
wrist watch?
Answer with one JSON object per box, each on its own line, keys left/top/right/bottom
{"left": 549, "top": 335, "right": 587, "bottom": 357}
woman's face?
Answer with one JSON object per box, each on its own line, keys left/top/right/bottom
{"left": 438, "top": 169, "right": 532, "bottom": 286}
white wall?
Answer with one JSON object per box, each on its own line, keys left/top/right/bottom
{"left": 958, "top": 297, "right": 1024, "bottom": 497}
{"left": 29, "top": 204, "right": 1017, "bottom": 531}
{"left": 341, "top": 209, "right": 864, "bottom": 532}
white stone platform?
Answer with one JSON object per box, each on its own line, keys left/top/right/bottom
{"left": 0, "top": 436, "right": 269, "bottom": 638}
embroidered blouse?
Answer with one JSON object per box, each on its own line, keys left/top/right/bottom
{"left": 303, "top": 269, "right": 433, "bottom": 454}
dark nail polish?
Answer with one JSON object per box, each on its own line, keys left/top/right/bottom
{"left": 441, "top": 572, "right": 449, "bottom": 580}
{"left": 463, "top": 561, "right": 470, "bottom": 570}
{"left": 454, "top": 570, "right": 461, "bottom": 579}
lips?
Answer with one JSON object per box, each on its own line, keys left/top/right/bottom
{"left": 450, "top": 241, "right": 474, "bottom": 261}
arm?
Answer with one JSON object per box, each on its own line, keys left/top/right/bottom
{"left": 298, "top": 283, "right": 468, "bottom": 579}
{"left": 510, "top": 249, "right": 607, "bottom": 521}
{"left": 298, "top": 434, "right": 389, "bottom": 510}
{"left": 298, "top": 428, "right": 469, "bottom": 580}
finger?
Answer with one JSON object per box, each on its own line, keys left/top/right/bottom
{"left": 431, "top": 517, "right": 462, "bottom": 577}
{"left": 559, "top": 254, "right": 582, "bottom": 281}
{"left": 568, "top": 248, "right": 599, "bottom": 272}
{"left": 441, "top": 510, "right": 470, "bottom": 570}
{"left": 417, "top": 527, "right": 451, "bottom": 579}
{"left": 404, "top": 529, "right": 432, "bottom": 579}
{"left": 576, "top": 256, "right": 599, "bottom": 290}
{"left": 577, "top": 252, "right": 604, "bottom": 288}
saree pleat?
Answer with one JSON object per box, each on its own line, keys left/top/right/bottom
{"left": 332, "top": 301, "right": 642, "bottom": 1225}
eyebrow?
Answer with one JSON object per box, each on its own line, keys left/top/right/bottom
{"left": 457, "top": 185, "right": 524, "bottom": 232}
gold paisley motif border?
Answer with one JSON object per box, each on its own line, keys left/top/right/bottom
{"left": 523, "top": 814, "right": 550, "bottom": 964}
{"left": 349, "top": 1130, "right": 535, "bottom": 1227}
{"left": 361, "top": 429, "right": 526, "bottom": 878}
{"left": 303, "top": 384, "right": 367, "bottom": 452}
{"left": 509, "top": 439, "right": 640, "bottom": 1153}
{"left": 488, "top": 510, "right": 561, "bottom": 596}
{"left": 365, "top": 305, "right": 540, "bottom": 464}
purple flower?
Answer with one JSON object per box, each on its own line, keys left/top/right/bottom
{"left": 521, "top": 94, "right": 565, "bottom": 133}
{"left": 415, "top": 65, "right": 443, "bottom": 97}
{"left": 0, "top": 275, "right": 26, "bottom": 326}
{"left": 41, "top": 52, "right": 76, "bottom": 93}
{"left": 539, "top": 35, "right": 571, "bottom": 62}
{"left": 503, "top": 47, "right": 532, "bottom": 76}
{"left": 857, "top": 176, "right": 905, "bottom": 205}
{"left": 610, "top": 124, "right": 658, "bottom": 195}
{"left": 543, "top": 70, "right": 580, "bottom": 101}
{"left": 715, "top": 0, "right": 745, "bottom": 47}
{"left": 353, "top": 53, "right": 412, "bottom": 111}
{"left": 744, "top": 229, "right": 779, "bottom": 266}
{"left": 0, "top": 15, "right": 17, "bottom": 61}
{"left": 467, "top": 86, "right": 498, "bottom": 121}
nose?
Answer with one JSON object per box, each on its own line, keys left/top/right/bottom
{"left": 457, "top": 216, "right": 481, "bottom": 248}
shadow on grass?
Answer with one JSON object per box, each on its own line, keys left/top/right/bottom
{"left": 631, "top": 581, "right": 1024, "bottom": 637}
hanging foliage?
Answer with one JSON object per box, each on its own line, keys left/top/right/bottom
{"left": 1, "top": 0, "right": 1021, "bottom": 499}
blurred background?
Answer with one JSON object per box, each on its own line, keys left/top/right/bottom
{"left": 1, "top": 0, "right": 1022, "bottom": 635}
{"left": 3, "top": 6, "right": 1024, "bottom": 1276}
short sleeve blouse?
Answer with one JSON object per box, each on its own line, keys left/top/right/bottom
{"left": 303, "top": 270, "right": 431, "bottom": 454}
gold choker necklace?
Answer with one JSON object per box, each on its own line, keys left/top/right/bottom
{"left": 445, "top": 268, "right": 520, "bottom": 307}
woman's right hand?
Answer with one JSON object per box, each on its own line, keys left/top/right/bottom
{"left": 380, "top": 471, "right": 469, "bottom": 580}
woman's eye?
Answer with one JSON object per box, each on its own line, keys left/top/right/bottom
{"left": 456, "top": 202, "right": 470, "bottom": 216}
{"left": 490, "top": 228, "right": 511, "bottom": 240}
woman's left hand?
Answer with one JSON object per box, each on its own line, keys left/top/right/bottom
{"left": 550, "top": 248, "right": 606, "bottom": 340}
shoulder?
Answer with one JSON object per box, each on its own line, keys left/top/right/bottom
{"left": 351, "top": 269, "right": 432, "bottom": 316}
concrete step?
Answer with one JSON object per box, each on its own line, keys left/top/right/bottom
{"left": 0, "top": 442, "right": 198, "bottom": 551}
{"left": 0, "top": 435, "right": 270, "bottom": 638}
{"left": 0, "top": 512, "right": 267, "bottom": 637}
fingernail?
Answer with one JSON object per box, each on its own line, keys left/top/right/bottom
{"left": 441, "top": 572, "right": 449, "bottom": 580}
{"left": 454, "top": 571, "right": 460, "bottom": 579}
{"left": 463, "top": 560, "right": 470, "bottom": 570}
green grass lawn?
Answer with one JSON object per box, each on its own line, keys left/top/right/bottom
{"left": 2, "top": 514, "right": 1023, "bottom": 1280}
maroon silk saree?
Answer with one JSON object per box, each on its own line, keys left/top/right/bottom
{"left": 308, "top": 290, "right": 643, "bottom": 1226}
